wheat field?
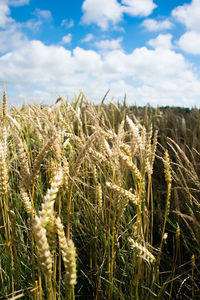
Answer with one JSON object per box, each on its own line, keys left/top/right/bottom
{"left": 0, "top": 90, "right": 199, "bottom": 299}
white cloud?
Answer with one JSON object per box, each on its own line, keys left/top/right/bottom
{"left": 73, "top": 47, "right": 103, "bottom": 74}
{"left": 24, "top": 19, "right": 42, "bottom": 33}
{"left": 0, "top": 1, "right": 30, "bottom": 52}
{"left": 142, "top": 18, "right": 173, "bottom": 31}
{"left": 0, "top": 0, "right": 199, "bottom": 108}
{"left": 172, "top": 1, "right": 200, "bottom": 55}
{"left": 0, "top": 41, "right": 75, "bottom": 88}
{"left": 172, "top": 0, "right": 200, "bottom": 33}
{"left": 95, "top": 38, "right": 122, "bottom": 50}
{"left": 33, "top": 8, "right": 52, "bottom": 20}
{"left": 0, "top": 1, "right": 50, "bottom": 44}
{"left": 8, "top": 0, "right": 29, "bottom": 6}
{"left": 177, "top": 31, "right": 200, "bottom": 55}
{"left": 0, "top": 39, "right": 200, "bottom": 107}
{"left": 60, "top": 34, "right": 72, "bottom": 45}
{"left": 22, "top": 9, "right": 52, "bottom": 34}
{"left": 103, "top": 46, "right": 192, "bottom": 85}
{"left": 121, "top": 0, "right": 157, "bottom": 17}
{"left": 81, "top": 0, "right": 157, "bottom": 30}
{"left": 61, "top": 19, "right": 74, "bottom": 29}
{"left": 0, "top": 0, "right": 28, "bottom": 52}
{"left": 81, "top": 0, "right": 122, "bottom": 30}
{"left": 81, "top": 33, "right": 94, "bottom": 43}
{"left": 147, "top": 34, "right": 173, "bottom": 50}
{"left": 0, "top": 1, "right": 13, "bottom": 28}
{"left": 0, "top": 25, "right": 27, "bottom": 53}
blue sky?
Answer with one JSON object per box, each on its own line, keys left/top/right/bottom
{"left": 0, "top": 0, "right": 200, "bottom": 107}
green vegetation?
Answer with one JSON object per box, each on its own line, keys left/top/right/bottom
{"left": 0, "top": 91, "right": 199, "bottom": 299}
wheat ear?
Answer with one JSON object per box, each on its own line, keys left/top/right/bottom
{"left": 3, "top": 89, "right": 7, "bottom": 126}
{"left": 32, "top": 215, "right": 52, "bottom": 277}
{"left": 20, "top": 188, "right": 35, "bottom": 216}
{"left": 16, "top": 137, "right": 31, "bottom": 188}
{"left": 55, "top": 217, "right": 77, "bottom": 286}
{"left": 39, "top": 166, "right": 63, "bottom": 227}
{"left": 106, "top": 181, "right": 138, "bottom": 205}
{"left": 0, "top": 141, "right": 8, "bottom": 195}
{"left": 128, "top": 237, "right": 155, "bottom": 264}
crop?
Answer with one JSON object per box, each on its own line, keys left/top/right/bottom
{"left": 0, "top": 91, "right": 199, "bottom": 299}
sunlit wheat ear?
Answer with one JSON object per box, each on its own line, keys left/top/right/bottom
{"left": 164, "top": 150, "right": 172, "bottom": 185}
{"left": 106, "top": 181, "right": 139, "bottom": 205}
{"left": 0, "top": 141, "right": 8, "bottom": 195}
{"left": 92, "top": 165, "right": 102, "bottom": 209}
{"left": 141, "top": 126, "right": 147, "bottom": 150}
{"left": 2, "top": 126, "right": 7, "bottom": 160}
{"left": 128, "top": 237, "right": 155, "bottom": 264}
{"left": 89, "top": 148, "right": 108, "bottom": 164}
{"left": 118, "top": 151, "right": 142, "bottom": 182}
{"left": 74, "top": 132, "right": 96, "bottom": 173}
{"left": 119, "top": 141, "right": 132, "bottom": 157}
{"left": 104, "top": 138, "right": 113, "bottom": 157}
{"left": 97, "top": 183, "right": 102, "bottom": 209}
{"left": 0, "top": 99, "right": 2, "bottom": 121}
{"left": 144, "top": 125, "right": 152, "bottom": 175}
{"left": 68, "top": 102, "right": 83, "bottom": 129}
{"left": 32, "top": 215, "right": 52, "bottom": 277}
{"left": 99, "top": 128, "right": 115, "bottom": 141}
{"left": 20, "top": 188, "right": 35, "bottom": 216}
{"left": 46, "top": 215, "right": 57, "bottom": 254}
{"left": 3, "top": 90, "right": 7, "bottom": 125}
{"left": 61, "top": 119, "right": 73, "bottom": 136}
{"left": 7, "top": 114, "right": 21, "bottom": 132}
{"left": 126, "top": 115, "right": 144, "bottom": 151}
{"left": 65, "top": 240, "right": 77, "bottom": 286}
{"left": 16, "top": 137, "right": 31, "bottom": 187}
{"left": 39, "top": 166, "right": 63, "bottom": 227}
{"left": 63, "top": 158, "right": 69, "bottom": 188}
{"left": 117, "top": 119, "right": 125, "bottom": 141}
{"left": 55, "top": 217, "right": 77, "bottom": 286}
{"left": 164, "top": 150, "right": 172, "bottom": 214}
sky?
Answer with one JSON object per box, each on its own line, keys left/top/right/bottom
{"left": 0, "top": 0, "right": 200, "bottom": 107}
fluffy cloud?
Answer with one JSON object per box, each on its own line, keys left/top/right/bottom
{"left": 177, "top": 31, "right": 200, "bottom": 55}
{"left": 60, "top": 34, "right": 72, "bottom": 45}
{"left": 81, "top": 0, "right": 156, "bottom": 30}
{"left": 81, "top": 0, "right": 122, "bottom": 30}
{"left": 0, "top": 39, "right": 199, "bottom": 107}
{"left": 121, "top": 0, "right": 157, "bottom": 17}
{"left": 81, "top": 33, "right": 94, "bottom": 43}
{"left": 0, "top": 41, "right": 75, "bottom": 89}
{"left": 0, "top": 25, "right": 27, "bottom": 53}
{"left": 33, "top": 8, "right": 52, "bottom": 20}
{"left": 0, "top": 1, "right": 28, "bottom": 53}
{"left": 147, "top": 34, "right": 173, "bottom": 50}
{"left": 172, "top": 0, "right": 200, "bottom": 54}
{"left": 95, "top": 38, "right": 122, "bottom": 50}
{"left": 142, "top": 18, "right": 173, "bottom": 31}
{"left": 0, "top": 1, "right": 13, "bottom": 28}
{"left": 172, "top": 0, "right": 200, "bottom": 33}
{"left": 0, "top": 1, "right": 52, "bottom": 52}
{"left": 0, "top": 0, "right": 29, "bottom": 25}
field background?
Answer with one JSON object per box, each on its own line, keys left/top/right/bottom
{"left": 0, "top": 91, "right": 200, "bottom": 299}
